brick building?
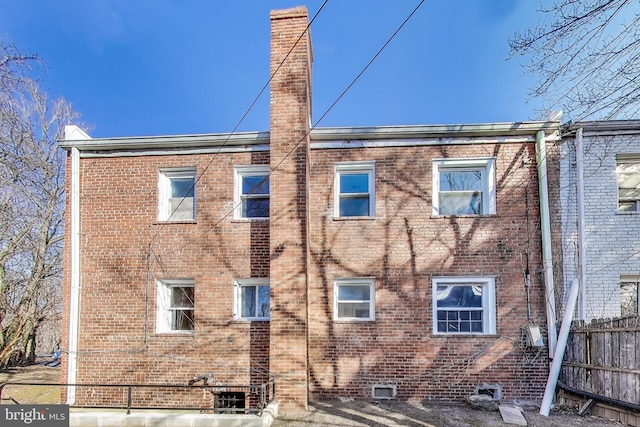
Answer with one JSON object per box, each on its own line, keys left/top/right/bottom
{"left": 60, "top": 7, "right": 561, "bottom": 413}
{"left": 550, "top": 121, "right": 640, "bottom": 321}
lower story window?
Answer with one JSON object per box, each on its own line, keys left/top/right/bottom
{"left": 334, "top": 278, "right": 375, "bottom": 321}
{"left": 156, "top": 279, "right": 195, "bottom": 333}
{"left": 235, "top": 278, "right": 270, "bottom": 320}
{"left": 433, "top": 277, "right": 495, "bottom": 334}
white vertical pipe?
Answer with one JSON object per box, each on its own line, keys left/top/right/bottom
{"left": 536, "top": 130, "right": 558, "bottom": 357}
{"left": 540, "top": 278, "right": 580, "bottom": 416}
{"left": 67, "top": 146, "right": 81, "bottom": 405}
{"left": 575, "top": 128, "right": 587, "bottom": 320}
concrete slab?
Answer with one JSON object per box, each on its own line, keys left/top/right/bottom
{"left": 499, "top": 404, "right": 527, "bottom": 426}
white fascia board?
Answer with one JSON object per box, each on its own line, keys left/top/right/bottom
{"left": 563, "top": 120, "right": 640, "bottom": 137}
{"left": 59, "top": 131, "right": 271, "bottom": 153}
{"left": 310, "top": 121, "right": 561, "bottom": 141}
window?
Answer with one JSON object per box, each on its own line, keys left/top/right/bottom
{"left": 334, "top": 278, "right": 375, "bottom": 320}
{"left": 234, "top": 278, "right": 270, "bottom": 320}
{"left": 334, "top": 162, "right": 375, "bottom": 217}
{"left": 432, "top": 158, "right": 496, "bottom": 216}
{"left": 616, "top": 156, "right": 640, "bottom": 212}
{"left": 158, "top": 168, "right": 196, "bottom": 221}
{"left": 234, "top": 165, "right": 269, "bottom": 219}
{"left": 620, "top": 276, "right": 639, "bottom": 317}
{"left": 156, "top": 279, "right": 195, "bottom": 333}
{"left": 432, "top": 277, "right": 496, "bottom": 334}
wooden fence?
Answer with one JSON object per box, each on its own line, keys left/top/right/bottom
{"left": 561, "top": 316, "right": 640, "bottom": 408}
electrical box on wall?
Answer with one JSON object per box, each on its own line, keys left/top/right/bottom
{"left": 526, "top": 324, "right": 544, "bottom": 347}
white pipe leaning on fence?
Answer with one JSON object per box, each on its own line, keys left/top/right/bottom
{"left": 535, "top": 130, "right": 558, "bottom": 357}
{"left": 540, "top": 278, "right": 580, "bottom": 416}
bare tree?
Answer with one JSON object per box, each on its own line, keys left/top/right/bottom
{"left": 509, "top": 0, "right": 640, "bottom": 121}
{"left": 0, "top": 39, "right": 80, "bottom": 367}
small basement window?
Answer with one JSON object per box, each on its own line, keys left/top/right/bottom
{"left": 372, "top": 385, "right": 396, "bottom": 399}
{"left": 214, "top": 392, "right": 245, "bottom": 413}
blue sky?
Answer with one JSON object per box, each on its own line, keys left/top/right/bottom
{"left": 0, "top": 1, "right": 550, "bottom": 138}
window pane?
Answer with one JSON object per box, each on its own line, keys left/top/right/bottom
{"left": 258, "top": 286, "right": 270, "bottom": 318}
{"left": 338, "top": 285, "right": 370, "bottom": 301}
{"left": 340, "top": 174, "right": 368, "bottom": 193}
{"left": 339, "top": 196, "right": 370, "bottom": 216}
{"left": 171, "top": 178, "right": 195, "bottom": 198}
{"left": 338, "top": 302, "right": 370, "bottom": 318}
{"left": 172, "top": 309, "right": 194, "bottom": 330}
{"left": 440, "top": 171, "right": 482, "bottom": 191}
{"left": 241, "top": 286, "right": 256, "bottom": 317}
{"left": 242, "top": 175, "right": 269, "bottom": 195}
{"left": 171, "top": 286, "right": 194, "bottom": 309}
{"left": 169, "top": 197, "right": 194, "bottom": 220}
{"left": 439, "top": 192, "right": 482, "bottom": 215}
{"left": 621, "top": 281, "right": 639, "bottom": 317}
{"left": 243, "top": 198, "right": 269, "bottom": 218}
{"left": 436, "top": 285, "right": 483, "bottom": 308}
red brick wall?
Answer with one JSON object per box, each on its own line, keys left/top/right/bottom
{"left": 61, "top": 150, "right": 272, "bottom": 407}
{"left": 306, "top": 142, "right": 549, "bottom": 402}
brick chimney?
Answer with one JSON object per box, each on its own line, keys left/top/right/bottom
{"left": 269, "top": 7, "right": 312, "bottom": 412}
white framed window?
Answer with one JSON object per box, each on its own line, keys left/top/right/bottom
{"left": 620, "top": 276, "right": 639, "bottom": 317}
{"left": 334, "top": 161, "right": 375, "bottom": 217}
{"left": 234, "top": 278, "right": 270, "bottom": 320}
{"left": 432, "top": 277, "right": 496, "bottom": 335}
{"left": 432, "top": 158, "right": 495, "bottom": 216}
{"left": 616, "top": 156, "right": 640, "bottom": 212}
{"left": 334, "top": 278, "right": 375, "bottom": 321}
{"left": 234, "top": 165, "right": 270, "bottom": 219}
{"left": 158, "top": 168, "right": 196, "bottom": 221}
{"left": 156, "top": 279, "right": 195, "bottom": 333}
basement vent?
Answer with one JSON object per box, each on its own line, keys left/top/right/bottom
{"left": 475, "top": 383, "right": 502, "bottom": 401}
{"left": 372, "top": 385, "right": 396, "bottom": 399}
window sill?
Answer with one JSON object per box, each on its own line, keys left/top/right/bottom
{"left": 616, "top": 211, "right": 640, "bottom": 215}
{"left": 430, "top": 333, "right": 499, "bottom": 338}
{"left": 152, "top": 331, "right": 195, "bottom": 336}
{"left": 233, "top": 318, "right": 270, "bottom": 322}
{"left": 332, "top": 216, "right": 376, "bottom": 221}
{"left": 231, "top": 218, "right": 270, "bottom": 223}
{"left": 334, "top": 318, "right": 375, "bottom": 322}
{"left": 430, "top": 214, "right": 496, "bottom": 219}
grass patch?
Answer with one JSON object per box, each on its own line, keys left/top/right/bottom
{"left": 0, "top": 364, "right": 60, "bottom": 404}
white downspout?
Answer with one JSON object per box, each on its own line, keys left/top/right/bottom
{"left": 540, "top": 278, "right": 580, "bottom": 416}
{"left": 65, "top": 125, "right": 89, "bottom": 405}
{"left": 67, "top": 145, "right": 80, "bottom": 405}
{"left": 575, "top": 128, "right": 587, "bottom": 320}
{"left": 536, "top": 130, "right": 558, "bottom": 357}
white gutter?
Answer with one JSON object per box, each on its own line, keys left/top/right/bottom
{"left": 540, "top": 278, "right": 580, "bottom": 416}
{"left": 535, "top": 130, "right": 558, "bottom": 357}
{"left": 575, "top": 128, "right": 587, "bottom": 320}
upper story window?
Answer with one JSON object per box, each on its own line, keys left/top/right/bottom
{"left": 432, "top": 158, "right": 496, "bottom": 216}
{"left": 334, "top": 278, "right": 375, "bottom": 321}
{"left": 156, "top": 279, "right": 195, "bottom": 333}
{"left": 432, "top": 276, "right": 496, "bottom": 335}
{"left": 616, "top": 156, "right": 640, "bottom": 212}
{"left": 234, "top": 278, "right": 270, "bottom": 320}
{"left": 334, "top": 161, "right": 375, "bottom": 217}
{"left": 158, "top": 168, "right": 196, "bottom": 221}
{"left": 234, "top": 165, "right": 269, "bottom": 219}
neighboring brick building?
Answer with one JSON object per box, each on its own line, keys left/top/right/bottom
{"left": 550, "top": 121, "right": 640, "bottom": 321}
{"left": 60, "top": 7, "right": 562, "bottom": 413}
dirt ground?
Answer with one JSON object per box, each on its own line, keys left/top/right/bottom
{"left": 271, "top": 399, "right": 625, "bottom": 427}
{"left": 0, "top": 365, "right": 626, "bottom": 426}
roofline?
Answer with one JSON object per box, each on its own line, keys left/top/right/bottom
{"left": 563, "top": 120, "right": 640, "bottom": 137}
{"left": 59, "top": 121, "right": 561, "bottom": 152}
